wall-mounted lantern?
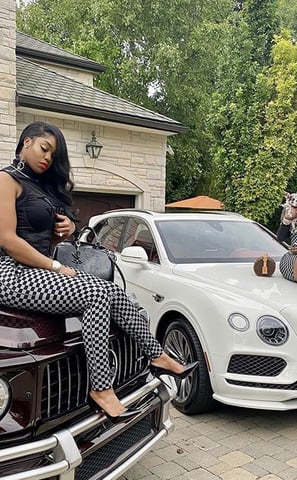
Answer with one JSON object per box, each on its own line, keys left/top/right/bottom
{"left": 86, "top": 131, "right": 103, "bottom": 159}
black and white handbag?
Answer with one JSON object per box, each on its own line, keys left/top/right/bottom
{"left": 53, "top": 226, "right": 126, "bottom": 288}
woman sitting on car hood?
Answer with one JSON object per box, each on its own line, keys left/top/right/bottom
{"left": 0, "top": 121, "right": 198, "bottom": 423}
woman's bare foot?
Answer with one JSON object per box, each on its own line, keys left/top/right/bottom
{"left": 89, "top": 388, "right": 126, "bottom": 417}
{"left": 150, "top": 352, "right": 185, "bottom": 375}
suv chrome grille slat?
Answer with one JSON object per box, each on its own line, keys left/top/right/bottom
{"left": 76, "top": 354, "right": 81, "bottom": 407}
{"left": 40, "top": 335, "right": 147, "bottom": 420}
{"left": 123, "top": 336, "right": 129, "bottom": 381}
{"left": 67, "top": 357, "right": 71, "bottom": 409}
{"left": 46, "top": 365, "right": 51, "bottom": 418}
{"left": 129, "top": 337, "right": 134, "bottom": 377}
{"left": 57, "top": 360, "right": 61, "bottom": 414}
{"left": 113, "top": 337, "right": 121, "bottom": 385}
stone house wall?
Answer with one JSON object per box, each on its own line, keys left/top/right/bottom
{"left": 0, "top": 0, "right": 16, "bottom": 163}
{"left": 16, "top": 111, "right": 167, "bottom": 211}
{"left": 31, "top": 61, "right": 94, "bottom": 86}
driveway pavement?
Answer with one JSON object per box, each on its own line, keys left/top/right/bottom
{"left": 120, "top": 404, "right": 297, "bottom": 480}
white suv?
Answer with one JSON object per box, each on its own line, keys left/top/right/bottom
{"left": 87, "top": 209, "right": 297, "bottom": 414}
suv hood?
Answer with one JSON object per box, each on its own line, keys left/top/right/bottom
{"left": 173, "top": 262, "right": 297, "bottom": 313}
{"left": 0, "top": 308, "right": 68, "bottom": 349}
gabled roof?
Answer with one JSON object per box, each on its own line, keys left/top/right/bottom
{"left": 16, "top": 31, "right": 105, "bottom": 74}
{"left": 16, "top": 57, "right": 186, "bottom": 133}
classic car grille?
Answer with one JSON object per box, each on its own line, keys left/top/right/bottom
{"left": 227, "top": 355, "right": 286, "bottom": 376}
{"left": 40, "top": 335, "right": 147, "bottom": 420}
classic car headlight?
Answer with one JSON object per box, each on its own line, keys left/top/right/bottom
{"left": 256, "top": 316, "right": 289, "bottom": 346}
{"left": 228, "top": 313, "right": 250, "bottom": 332}
{"left": 0, "top": 377, "right": 10, "bottom": 418}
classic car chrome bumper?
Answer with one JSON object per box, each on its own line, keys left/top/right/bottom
{"left": 0, "top": 377, "right": 176, "bottom": 480}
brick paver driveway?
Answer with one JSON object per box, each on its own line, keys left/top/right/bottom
{"left": 120, "top": 404, "right": 297, "bottom": 480}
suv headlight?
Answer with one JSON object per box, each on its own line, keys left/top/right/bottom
{"left": 257, "top": 316, "right": 289, "bottom": 346}
{"left": 0, "top": 378, "right": 10, "bottom": 418}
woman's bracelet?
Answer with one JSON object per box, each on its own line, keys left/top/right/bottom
{"left": 52, "top": 260, "right": 63, "bottom": 273}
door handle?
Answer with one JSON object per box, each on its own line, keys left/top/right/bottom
{"left": 152, "top": 293, "right": 164, "bottom": 303}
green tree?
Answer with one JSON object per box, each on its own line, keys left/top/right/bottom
{"left": 17, "top": 0, "right": 232, "bottom": 203}
{"left": 241, "top": 33, "right": 297, "bottom": 224}
{"left": 277, "top": 0, "right": 297, "bottom": 37}
{"left": 209, "top": 0, "right": 283, "bottom": 223}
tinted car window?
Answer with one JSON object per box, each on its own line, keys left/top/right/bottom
{"left": 156, "top": 219, "right": 285, "bottom": 263}
{"left": 123, "top": 218, "right": 159, "bottom": 263}
{"left": 122, "top": 218, "right": 139, "bottom": 249}
{"left": 93, "top": 217, "right": 126, "bottom": 252}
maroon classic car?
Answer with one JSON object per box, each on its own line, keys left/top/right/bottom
{"left": 0, "top": 298, "right": 175, "bottom": 480}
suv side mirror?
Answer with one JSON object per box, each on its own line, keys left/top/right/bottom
{"left": 121, "top": 246, "right": 149, "bottom": 265}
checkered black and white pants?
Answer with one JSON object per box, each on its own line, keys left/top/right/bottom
{"left": 0, "top": 257, "right": 163, "bottom": 390}
{"left": 279, "top": 231, "right": 297, "bottom": 282}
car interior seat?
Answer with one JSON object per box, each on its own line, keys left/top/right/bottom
{"left": 133, "top": 229, "right": 159, "bottom": 262}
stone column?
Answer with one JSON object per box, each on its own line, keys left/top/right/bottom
{"left": 0, "top": 0, "right": 16, "bottom": 164}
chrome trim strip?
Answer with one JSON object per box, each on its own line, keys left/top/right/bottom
{"left": 0, "top": 437, "right": 58, "bottom": 462}
{"left": 3, "top": 461, "right": 69, "bottom": 480}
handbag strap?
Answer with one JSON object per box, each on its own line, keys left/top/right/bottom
{"left": 114, "top": 262, "right": 127, "bottom": 291}
{"left": 77, "top": 225, "right": 101, "bottom": 245}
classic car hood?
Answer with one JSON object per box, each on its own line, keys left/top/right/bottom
{"left": 172, "top": 262, "right": 297, "bottom": 314}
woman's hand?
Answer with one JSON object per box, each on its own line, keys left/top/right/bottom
{"left": 60, "top": 265, "right": 77, "bottom": 276}
{"left": 54, "top": 214, "right": 76, "bottom": 239}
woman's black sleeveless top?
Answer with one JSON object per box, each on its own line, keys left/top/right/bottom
{"left": 2, "top": 166, "right": 63, "bottom": 256}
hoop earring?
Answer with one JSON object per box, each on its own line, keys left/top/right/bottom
{"left": 16, "top": 159, "right": 25, "bottom": 171}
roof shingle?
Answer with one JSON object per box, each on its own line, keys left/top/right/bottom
{"left": 16, "top": 56, "right": 185, "bottom": 133}
{"left": 16, "top": 31, "right": 105, "bottom": 73}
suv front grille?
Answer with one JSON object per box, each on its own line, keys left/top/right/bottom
{"left": 41, "top": 351, "right": 89, "bottom": 419}
{"left": 40, "top": 335, "right": 147, "bottom": 420}
{"left": 75, "top": 413, "right": 153, "bottom": 480}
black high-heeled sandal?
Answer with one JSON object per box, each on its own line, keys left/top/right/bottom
{"left": 150, "top": 361, "right": 199, "bottom": 380}
{"left": 88, "top": 396, "right": 142, "bottom": 425}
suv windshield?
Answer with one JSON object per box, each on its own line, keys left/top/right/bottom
{"left": 156, "top": 219, "right": 286, "bottom": 263}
